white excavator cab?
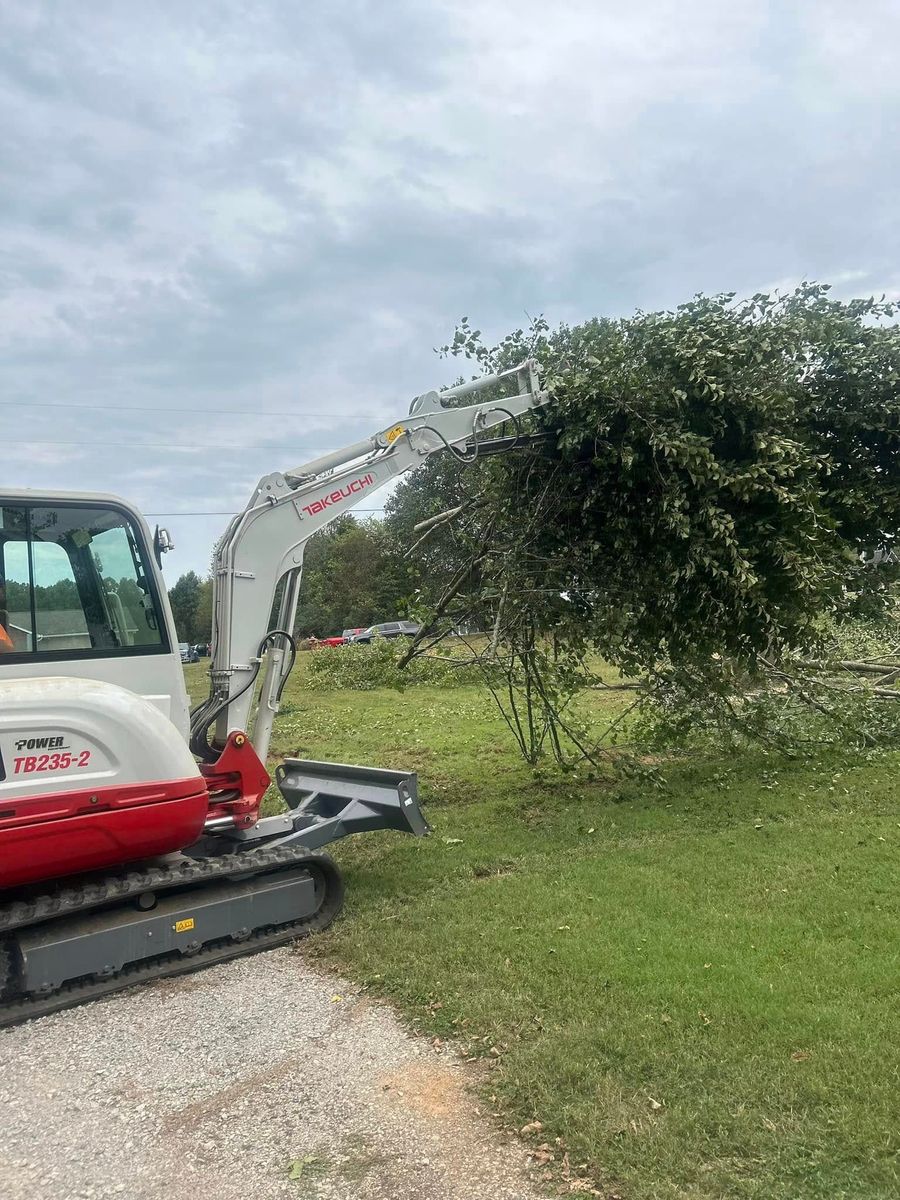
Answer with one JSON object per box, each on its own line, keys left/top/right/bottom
{"left": 0, "top": 493, "right": 204, "bottom": 901}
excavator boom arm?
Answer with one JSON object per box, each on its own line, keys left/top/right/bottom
{"left": 190, "top": 361, "right": 548, "bottom": 761}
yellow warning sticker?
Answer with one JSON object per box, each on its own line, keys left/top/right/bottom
{"left": 385, "top": 424, "right": 406, "bottom": 444}
{"left": 174, "top": 918, "right": 195, "bottom": 933}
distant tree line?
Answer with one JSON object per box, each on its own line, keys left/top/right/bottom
{"left": 167, "top": 570, "right": 214, "bottom": 645}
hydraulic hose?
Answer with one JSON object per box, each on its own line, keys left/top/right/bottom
{"left": 189, "top": 629, "right": 296, "bottom": 763}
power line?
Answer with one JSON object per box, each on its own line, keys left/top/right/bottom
{"left": 6, "top": 437, "right": 349, "bottom": 451}
{"left": 1, "top": 399, "right": 379, "bottom": 418}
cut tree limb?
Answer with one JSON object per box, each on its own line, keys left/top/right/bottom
{"left": 797, "top": 659, "right": 900, "bottom": 675}
{"left": 412, "top": 505, "right": 465, "bottom": 534}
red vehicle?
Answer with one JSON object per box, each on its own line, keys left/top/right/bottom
{"left": 310, "top": 628, "right": 364, "bottom": 648}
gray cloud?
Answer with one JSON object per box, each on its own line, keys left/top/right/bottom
{"left": 1, "top": 0, "right": 898, "bottom": 577}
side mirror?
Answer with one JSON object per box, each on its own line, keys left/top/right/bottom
{"left": 153, "top": 526, "right": 174, "bottom": 569}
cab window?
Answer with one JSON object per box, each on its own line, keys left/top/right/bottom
{"left": 0, "top": 503, "right": 166, "bottom": 657}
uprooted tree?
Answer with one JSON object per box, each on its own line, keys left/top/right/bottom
{"left": 391, "top": 284, "right": 900, "bottom": 765}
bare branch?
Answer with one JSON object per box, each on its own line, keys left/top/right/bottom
{"left": 412, "top": 505, "right": 465, "bottom": 534}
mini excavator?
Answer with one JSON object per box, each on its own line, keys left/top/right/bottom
{"left": 0, "top": 361, "right": 548, "bottom": 1023}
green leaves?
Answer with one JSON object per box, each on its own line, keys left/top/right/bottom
{"left": 457, "top": 288, "right": 898, "bottom": 674}
{"left": 286, "top": 1154, "right": 326, "bottom": 1183}
{"left": 379, "top": 290, "right": 899, "bottom": 764}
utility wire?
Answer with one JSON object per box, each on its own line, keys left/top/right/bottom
{"left": 0, "top": 399, "right": 377, "bottom": 418}
{"left": 5, "top": 437, "right": 349, "bottom": 450}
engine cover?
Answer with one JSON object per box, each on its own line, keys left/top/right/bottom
{"left": 0, "top": 677, "right": 207, "bottom": 889}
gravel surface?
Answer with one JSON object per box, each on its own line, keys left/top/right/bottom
{"left": 0, "top": 948, "right": 550, "bottom": 1200}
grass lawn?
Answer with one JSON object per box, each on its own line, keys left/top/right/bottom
{"left": 184, "top": 660, "right": 900, "bottom": 1199}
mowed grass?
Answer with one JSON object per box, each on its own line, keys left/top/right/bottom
{"left": 183, "top": 659, "right": 900, "bottom": 1199}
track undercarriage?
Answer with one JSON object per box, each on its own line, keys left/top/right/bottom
{"left": 0, "top": 757, "right": 428, "bottom": 1028}
{"left": 0, "top": 844, "right": 343, "bottom": 1027}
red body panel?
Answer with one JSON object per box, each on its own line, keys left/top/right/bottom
{"left": 0, "top": 776, "right": 209, "bottom": 889}
{"left": 200, "top": 733, "right": 272, "bottom": 829}
{"left": 0, "top": 733, "right": 271, "bottom": 893}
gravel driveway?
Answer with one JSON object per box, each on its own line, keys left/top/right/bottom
{"left": 0, "top": 948, "right": 548, "bottom": 1200}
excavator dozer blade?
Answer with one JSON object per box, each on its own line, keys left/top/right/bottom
{"left": 273, "top": 758, "right": 430, "bottom": 851}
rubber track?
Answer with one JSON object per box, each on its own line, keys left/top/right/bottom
{"left": 0, "top": 843, "right": 327, "bottom": 936}
{"left": 0, "top": 845, "right": 343, "bottom": 1029}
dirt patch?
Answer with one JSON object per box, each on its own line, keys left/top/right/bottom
{"left": 379, "top": 1059, "right": 469, "bottom": 1120}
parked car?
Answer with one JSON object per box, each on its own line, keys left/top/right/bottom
{"left": 342, "top": 627, "right": 366, "bottom": 641}
{"left": 350, "top": 621, "right": 421, "bottom": 644}
{"left": 179, "top": 642, "right": 199, "bottom": 663}
{"left": 315, "top": 634, "right": 347, "bottom": 648}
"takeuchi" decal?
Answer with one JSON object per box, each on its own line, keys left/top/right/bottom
{"left": 301, "top": 473, "right": 375, "bottom": 517}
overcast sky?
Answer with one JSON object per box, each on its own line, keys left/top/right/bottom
{"left": 1, "top": 0, "right": 897, "bottom": 579}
